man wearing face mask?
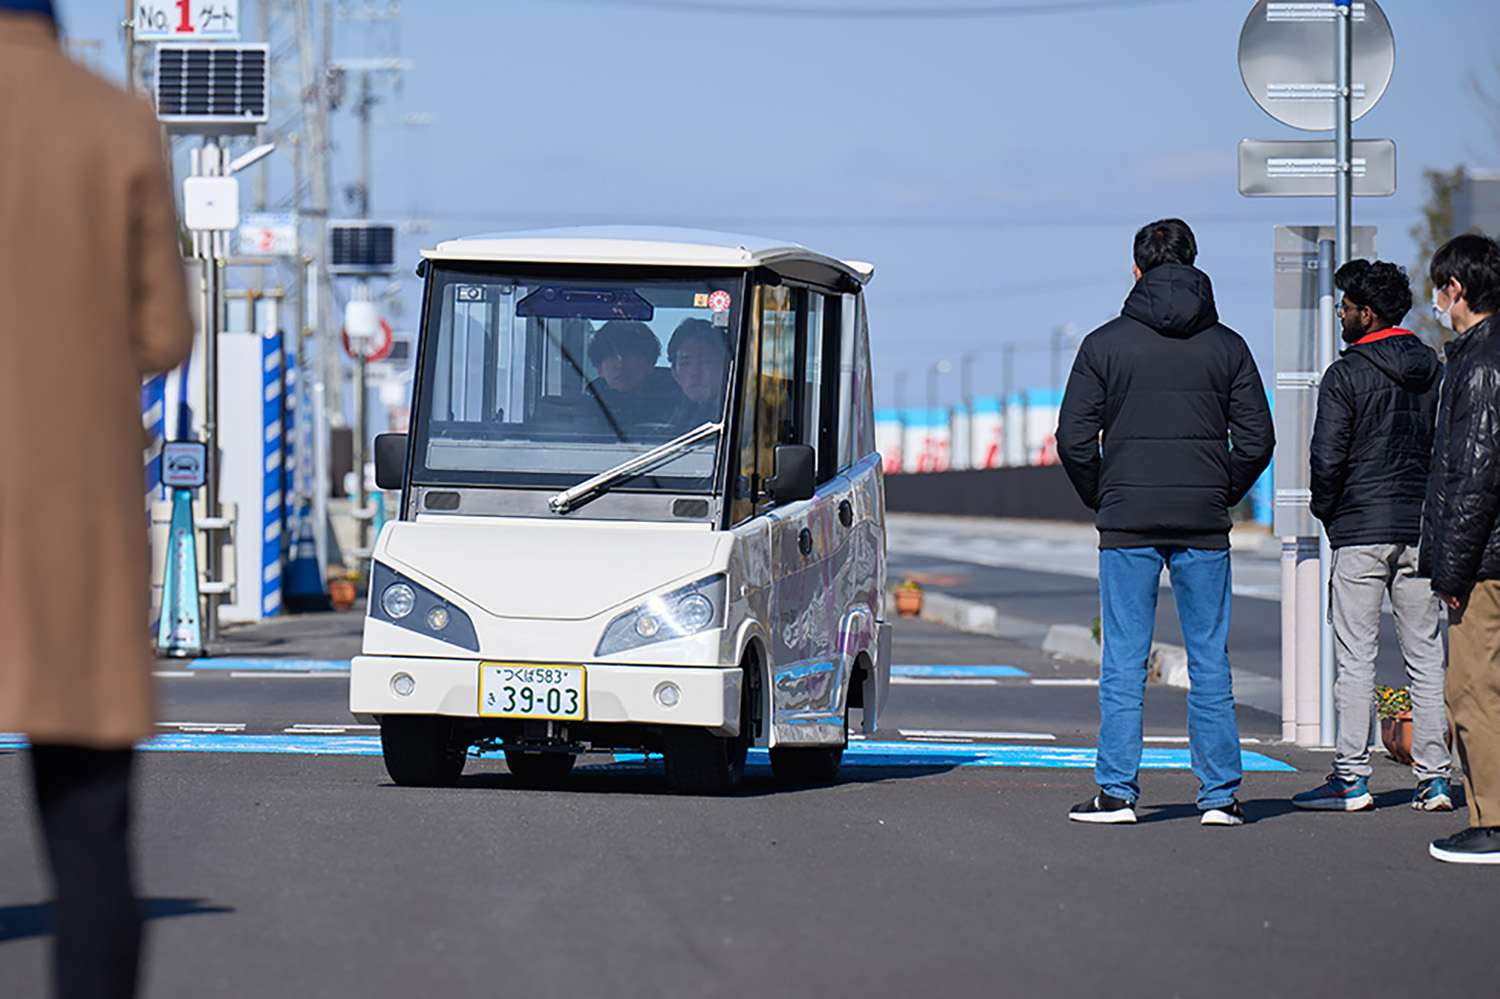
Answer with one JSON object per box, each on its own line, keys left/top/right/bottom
{"left": 1294, "top": 260, "right": 1450, "bottom": 813}
{"left": 1419, "top": 233, "right": 1500, "bottom": 863}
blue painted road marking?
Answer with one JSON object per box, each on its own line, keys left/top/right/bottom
{"left": 0, "top": 732, "right": 1294, "bottom": 771}
{"left": 892, "top": 665, "right": 1029, "bottom": 679}
{"left": 163, "top": 661, "right": 1026, "bottom": 679}
{"left": 179, "top": 658, "right": 351, "bottom": 673}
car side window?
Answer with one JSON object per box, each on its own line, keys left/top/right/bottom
{"left": 730, "top": 284, "right": 798, "bottom": 525}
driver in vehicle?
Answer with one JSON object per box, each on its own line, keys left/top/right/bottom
{"left": 585, "top": 319, "right": 680, "bottom": 434}
{"left": 666, "top": 318, "right": 728, "bottom": 430}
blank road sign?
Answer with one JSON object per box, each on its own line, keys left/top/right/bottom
{"left": 1238, "top": 138, "right": 1396, "bottom": 197}
{"left": 1238, "top": 0, "right": 1395, "bottom": 131}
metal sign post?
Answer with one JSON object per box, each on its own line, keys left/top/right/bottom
{"left": 1240, "top": 0, "right": 1394, "bottom": 747}
{"left": 1335, "top": 0, "right": 1354, "bottom": 267}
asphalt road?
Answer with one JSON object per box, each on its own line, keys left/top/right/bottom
{"left": 888, "top": 514, "right": 1414, "bottom": 687}
{"left": 3, "top": 610, "right": 1495, "bottom": 998}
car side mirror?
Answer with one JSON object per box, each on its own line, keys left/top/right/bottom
{"left": 765, "top": 444, "right": 815, "bottom": 503}
{"left": 374, "top": 433, "right": 408, "bottom": 491}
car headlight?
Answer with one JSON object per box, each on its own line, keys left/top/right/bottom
{"left": 381, "top": 583, "right": 415, "bottom": 619}
{"left": 596, "top": 575, "right": 726, "bottom": 656}
{"left": 367, "top": 562, "right": 479, "bottom": 652}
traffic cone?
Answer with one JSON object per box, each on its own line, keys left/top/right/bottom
{"left": 283, "top": 504, "right": 331, "bottom": 612}
{"left": 156, "top": 488, "right": 203, "bottom": 657}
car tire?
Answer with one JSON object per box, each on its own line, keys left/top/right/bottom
{"left": 380, "top": 715, "right": 467, "bottom": 787}
{"left": 768, "top": 696, "right": 847, "bottom": 786}
{"left": 503, "top": 749, "right": 576, "bottom": 785}
{"left": 662, "top": 663, "right": 754, "bottom": 796}
{"left": 662, "top": 725, "right": 748, "bottom": 795}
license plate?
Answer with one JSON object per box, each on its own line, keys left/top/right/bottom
{"left": 479, "top": 663, "right": 585, "bottom": 720}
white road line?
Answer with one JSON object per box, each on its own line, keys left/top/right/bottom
{"left": 284, "top": 723, "right": 379, "bottom": 734}
{"left": 153, "top": 671, "right": 195, "bottom": 678}
{"left": 1029, "top": 678, "right": 1099, "bottom": 686}
{"left": 1144, "top": 735, "right": 1267, "bottom": 745}
{"left": 890, "top": 677, "right": 998, "bottom": 686}
{"left": 901, "top": 729, "right": 1058, "bottom": 742}
{"left": 157, "top": 722, "right": 246, "bottom": 733}
{"left": 227, "top": 671, "right": 326, "bottom": 679}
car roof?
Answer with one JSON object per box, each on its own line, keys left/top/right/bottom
{"left": 421, "top": 226, "right": 874, "bottom": 287}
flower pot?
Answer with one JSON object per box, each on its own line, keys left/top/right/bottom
{"left": 894, "top": 588, "right": 923, "bottom": 618}
{"left": 328, "top": 578, "right": 358, "bottom": 612}
{"left": 1380, "top": 711, "right": 1413, "bottom": 766}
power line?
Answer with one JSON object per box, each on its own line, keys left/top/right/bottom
{"left": 546, "top": 0, "right": 1199, "bottom": 18}
{"left": 423, "top": 206, "right": 1418, "bottom": 231}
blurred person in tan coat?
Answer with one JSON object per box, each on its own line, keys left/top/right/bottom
{"left": 0, "top": 2, "right": 194, "bottom": 996}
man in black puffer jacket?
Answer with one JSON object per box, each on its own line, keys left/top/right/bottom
{"left": 1294, "top": 260, "right": 1450, "bottom": 814}
{"left": 1058, "top": 218, "right": 1273, "bottom": 827}
{"left": 1419, "top": 233, "right": 1500, "bottom": 864}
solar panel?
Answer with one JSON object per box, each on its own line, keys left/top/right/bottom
{"left": 154, "top": 44, "right": 269, "bottom": 130}
{"left": 329, "top": 222, "right": 398, "bottom": 274}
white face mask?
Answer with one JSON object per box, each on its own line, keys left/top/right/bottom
{"left": 1433, "top": 287, "right": 1455, "bottom": 332}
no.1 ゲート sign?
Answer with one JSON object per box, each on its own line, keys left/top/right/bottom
{"left": 135, "top": 1, "right": 241, "bottom": 41}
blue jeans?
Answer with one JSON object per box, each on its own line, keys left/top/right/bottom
{"left": 1096, "top": 546, "right": 1241, "bottom": 809}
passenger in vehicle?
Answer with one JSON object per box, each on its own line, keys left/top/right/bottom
{"left": 585, "top": 319, "right": 681, "bottom": 433}
{"left": 666, "top": 318, "right": 729, "bottom": 429}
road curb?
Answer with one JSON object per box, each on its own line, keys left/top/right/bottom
{"left": 902, "top": 588, "right": 1281, "bottom": 714}
{"left": 907, "top": 589, "right": 1191, "bottom": 687}
{"left": 917, "top": 590, "right": 1051, "bottom": 645}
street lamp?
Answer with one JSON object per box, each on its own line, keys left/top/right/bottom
{"left": 1050, "top": 324, "right": 1079, "bottom": 393}
{"left": 927, "top": 358, "right": 952, "bottom": 412}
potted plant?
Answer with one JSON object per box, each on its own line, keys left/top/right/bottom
{"left": 894, "top": 578, "right": 924, "bottom": 618}
{"left": 328, "top": 569, "right": 360, "bottom": 612}
{"left": 1376, "top": 684, "right": 1413, "bottom": 765}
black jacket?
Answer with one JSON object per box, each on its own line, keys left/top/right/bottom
{"left": 1057, "top": 263, "right": 1274, "bottom": 549}
{"left": 1309, "top": 332, "right": 1439, "bottom": 547}
{"left": 1420, "top": 315, "right": 1500, "bottom": 595}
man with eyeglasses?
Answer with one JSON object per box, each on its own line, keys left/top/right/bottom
{"left": 1293, "top": 259, "right": 1451, "bottom": 814}
{"left": 1419, "top": 233, "right": 1500, "bottom": 863}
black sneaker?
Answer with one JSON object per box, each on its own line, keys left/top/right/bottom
{"left": 1429, "top": 826, "right": 1500, "bottom": 864}
{"left": 1068, "top": 791, "right": 1136, "bottom": 824}
{"left": 1201, "top": 800, "right": 1245, "bottom": 826}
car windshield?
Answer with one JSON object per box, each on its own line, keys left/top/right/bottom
{"left": 411, "top": 265, "right": 742, "bottom": 491}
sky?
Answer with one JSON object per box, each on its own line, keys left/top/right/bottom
{"left": 53, "top": 0, "right": 1500, "bottom": 409}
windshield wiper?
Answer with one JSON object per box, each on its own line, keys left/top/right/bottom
{"left": 548, "top": 421, "right": 722, "bottom": 514}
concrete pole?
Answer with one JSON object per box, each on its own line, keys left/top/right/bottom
{"left": 1002, "top": 342, "right": 1016, "bottom": 466}
{"left": 295, "top": 0, "right": 334, "bottom": 580}
{"left": 1318, "top": 241, "right": 1338, "bottom": 747}
{"left": 1281, "top": 539, "right": 1299, "bottom": 743}
{"left": 122, "top": 1, "right": 135, "bottom": 94}
{"left": 1295, "top": 537, "right": 1322, "bottom": 745}
{"left": 960, "top": 351, "right": 976, "bottom": 470}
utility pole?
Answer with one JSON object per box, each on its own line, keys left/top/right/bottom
{"left": 122, "top": 1, "right": 135, "bottom": 93}
{"left": 352, "top": 69, "right": 375, "bottom": 551}
{"left": 1334, "top": 0, "right": 1353, "bottom": 268}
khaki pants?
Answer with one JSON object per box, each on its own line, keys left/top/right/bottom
{"left": 1447, "top": 580, "right": 1500, "bottom": 828}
